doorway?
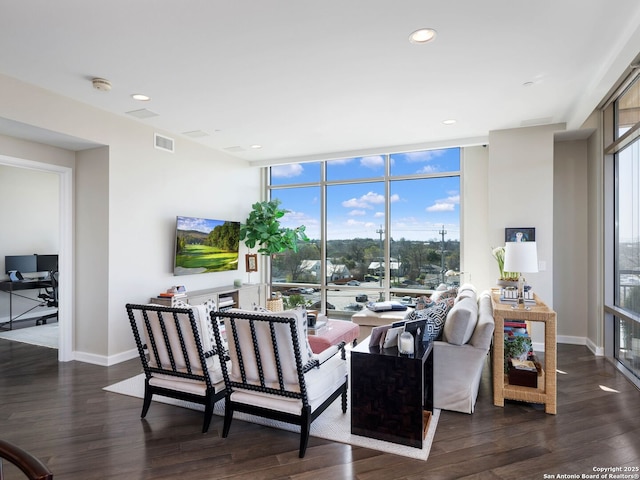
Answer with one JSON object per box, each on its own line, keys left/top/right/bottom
{"left": 0, "top": 155, "right": 73, "bottom": 361}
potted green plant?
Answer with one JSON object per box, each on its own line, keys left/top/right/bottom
{"left": 239, "top": 199, "right": 309, "bottom": 255}
{"left": 504, "top": 335, "right": 532, "bottom": 373}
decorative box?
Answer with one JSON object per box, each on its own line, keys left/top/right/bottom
{"left": 508, "top": 359, "right": 540, "bottom": 388}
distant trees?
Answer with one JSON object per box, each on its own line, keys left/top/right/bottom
{"left": 205, "top": 221, "right": 240, "bottom": 252}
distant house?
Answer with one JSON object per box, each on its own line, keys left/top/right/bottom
{"left": 299, "top": 259, "right": 351, "bottom": 282}
{"left": 367, "top": 259, "right": 401, "bottom": 276}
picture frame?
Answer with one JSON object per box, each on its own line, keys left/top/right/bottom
{"left": 245, "top": 253, "right": 258, "bottom": 272}
{"left": 505, "top": 227, "right": 535, "bottom": 242}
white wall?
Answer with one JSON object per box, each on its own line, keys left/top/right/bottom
{"left": 0, "top": 164, "right": 59, "bottom": 267}
{"left": 0, "top": 74, "right": 262, "bottom": 364}
{"left": 461, "top": 145, "right": 494, "bottom": 291}
{"left": 487, "top": 124, "right": 562, "bottom": 346}
{"left": 554, "top": 140, "right": 589, "bottom": 344}
{"left": 75, "top": 147, "right": 109, "bottom": 358}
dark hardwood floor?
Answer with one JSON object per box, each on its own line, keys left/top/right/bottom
{"left": 1, "top": 339, "right": 639, "bottom": 479}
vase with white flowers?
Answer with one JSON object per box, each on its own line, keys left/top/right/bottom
{"left": 492, "top": 246, "right": 519, "bottom": 286}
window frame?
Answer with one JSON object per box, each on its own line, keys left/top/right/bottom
{"left": 266, "top": 149, "right": 461, "bottom": 317}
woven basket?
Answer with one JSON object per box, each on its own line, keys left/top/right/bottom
{"left": 266, "top": 298, "right": 284, "bottom": 312}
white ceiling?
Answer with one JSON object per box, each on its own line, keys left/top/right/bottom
{"left": 1, "top": 1, "right": 640, "bottom": 163}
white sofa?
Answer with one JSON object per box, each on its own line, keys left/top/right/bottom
{"left": 433, "top": 286, "right": 495, "bottom": 413}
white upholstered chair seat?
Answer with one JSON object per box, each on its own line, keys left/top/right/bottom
{"left": 229, "top": 351, "right": 347, "bottom": 414}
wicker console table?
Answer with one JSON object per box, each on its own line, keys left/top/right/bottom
{"left": 491, "top": 291, "right": 557, "bottom": 414}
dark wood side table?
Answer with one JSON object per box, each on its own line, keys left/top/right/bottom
{"left": 350, "top": 337, "right": 433, "bottom": 448}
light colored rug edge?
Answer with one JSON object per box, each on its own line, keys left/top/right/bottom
{"left": 0, "top": 323, "right": 58, "bottom": 349}
{"left": 104, "top": 373, "right": 439, "bottom": 461}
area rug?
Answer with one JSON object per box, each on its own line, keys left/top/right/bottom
{"left": 104, "top": 373, "right": 439, "bottom": 461}
{"left": 0, "top": 323, "right": 58, "bottom": 349}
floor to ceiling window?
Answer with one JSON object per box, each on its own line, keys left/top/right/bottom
{"left": 605, "top": 71, "right": 640, "bottom": 383}
{"left": 267, "top": 148, "right": 460, "bottom": 317}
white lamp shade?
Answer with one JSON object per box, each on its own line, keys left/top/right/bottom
{"left": 503, "top": 241, "right": 538, "bottom": 273}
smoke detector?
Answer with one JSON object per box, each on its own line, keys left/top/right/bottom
{"left": 92, "top": 78, "right": 112, "bottom": 92}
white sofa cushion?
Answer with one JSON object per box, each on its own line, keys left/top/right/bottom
{"left": 443, "top": 296, "right": 478, "bottom": 345}
{"left": 469, "top": 291, "right": 495, "bottom": 350}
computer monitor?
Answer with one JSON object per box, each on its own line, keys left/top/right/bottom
{"left": 5, "top": 255, "right": 37, "bottom": 274}
{"left": 37, "top": 254, "right": 58, "bottom": 273}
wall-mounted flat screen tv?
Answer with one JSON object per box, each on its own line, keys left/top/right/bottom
{"left": 174, "top": 216, "right": 241, "bottom": 276}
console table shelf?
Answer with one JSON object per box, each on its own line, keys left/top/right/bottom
{"left": 150, "top": 284, "right": 265, "bottom": 311}
{"left": 491, "top": 291, "right": 557, "bottom": 414}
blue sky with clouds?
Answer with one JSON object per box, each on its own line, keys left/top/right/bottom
{"left": 270, "top": 148, "right": 460, "bottom": 241}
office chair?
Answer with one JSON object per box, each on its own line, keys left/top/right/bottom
{"left": 36, "top": 271, "right": 58, "bottom": 325}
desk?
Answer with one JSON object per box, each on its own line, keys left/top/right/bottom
{"left": 351, "top": 337, "right": 433, "bottom": 448}
{"left": 0, "top": 280, "right": 53, "bottom": 330}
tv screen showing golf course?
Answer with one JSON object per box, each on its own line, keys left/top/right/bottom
{"left": 174, "top": 216, "right": 240, "bottom": 276}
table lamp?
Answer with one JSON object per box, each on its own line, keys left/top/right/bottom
{"left": 503, "top": 241, "right": 538, "bottom": 309}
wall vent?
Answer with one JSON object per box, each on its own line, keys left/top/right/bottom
{"left": 154, "top": 133, "right": 175, "bottom": 153}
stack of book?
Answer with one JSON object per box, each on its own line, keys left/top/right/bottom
{"left": 218, "top": 295, "right": 235, "bottom": 310}
{"left": 504, "top": 320, "right": 528, "bottom": 338}
{"left": 157, "top": 291, "right": 187, "bottom": 300}
{"left": 499, "top": 287, "right": 534, "bottom": 305}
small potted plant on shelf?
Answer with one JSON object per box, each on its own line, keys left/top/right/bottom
{"left": 504, "top": 335, "right": 532, "bottom": 373}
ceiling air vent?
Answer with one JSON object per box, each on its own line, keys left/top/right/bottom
{"left": 154, "top": 133, "right": 175, "bottom": 153}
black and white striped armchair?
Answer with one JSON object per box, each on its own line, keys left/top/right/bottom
{"left": 211, "top": 308, "right": 348, "bottom": 458}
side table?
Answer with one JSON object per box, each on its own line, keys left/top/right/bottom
{"left": 350, "top": 337, "right": 433, "bottom": 448}
{"left": 491, "top": 291, "right": 557, "bottom": 414}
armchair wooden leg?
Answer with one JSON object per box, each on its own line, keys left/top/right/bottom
{"left": 141, "top": 382, "right": 153, "bottom": 418}
{"left": 202, "top": 393, "right": 215, "bottom": 433}
{"left": 222, "top": 399, "right": 233, "bottom": 438}
{"left": 341, "top": 383, "right": 348, "bottom": 413}
{"left": 299, "top": 407, "right": 312, "bottom": 458}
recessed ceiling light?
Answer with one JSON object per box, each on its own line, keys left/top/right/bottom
{"left": 131, "top": 93, "right": 151, "bottom": 101}
{"left": 251, "top": 144, "right": 262, "bottom": 149}
{"left": 409, "top": 28, "right": 437, "bottom": 44}
{"left": 443, "top": 119, "right": 457, "bottom": 125}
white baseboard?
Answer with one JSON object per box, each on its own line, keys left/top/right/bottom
{"left": 73, "top": 348, "right": 138, "bottom": 366}
{"left": 585, "top": 338, "right": 604, "bottom": 356}
{"left": 531, "top": 335, "right": 604, "bottom": 356}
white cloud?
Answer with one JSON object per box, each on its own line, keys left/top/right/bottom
{"left": 374, "top": 211, "right": 385, "bottom": 218}
{"left": 404, "top": 149, "right": 447, "bottom": 163}
{"left": 361, "top": 191, "right": 385, "bottom": 204}
{"left": 341, "top": 191, "right": 385, "bottom": 209}
{"left": 349, "top": 209, "right": 367, "bottom": 216}
{"left": 426, "top": 194, "right": 459, "bottom": 212}
{"left": 271, "top": 164, "right": 304, "bottom": 178}
{"left": 427, "top": 202, "right": 455, "bottom": 212}
{"left": 417, "top": 164, "right": 438, "bottom": 174}
{"left": 360, "top": 155, "right": 385, "bottom": 169}
{"left": 346, "top": 218, "right": 366, "bottom": 226}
